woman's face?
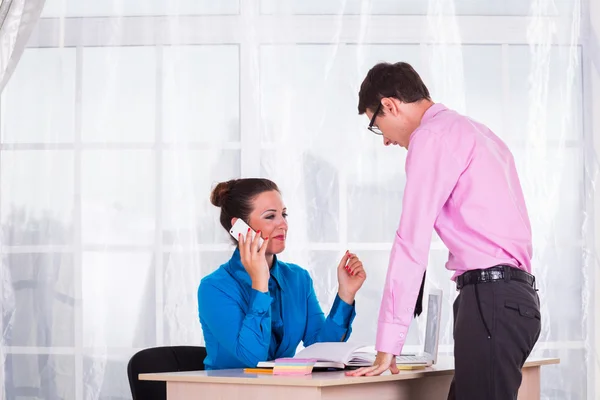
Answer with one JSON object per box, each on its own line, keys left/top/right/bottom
{"left": 245, "top": 190, "right": 288, "bottom": 255}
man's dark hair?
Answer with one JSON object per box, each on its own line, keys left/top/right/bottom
{"left": 358, "top": 62, "right": 430, "bottom": 115}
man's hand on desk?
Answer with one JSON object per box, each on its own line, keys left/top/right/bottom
{"left": 345, "top": 351, "right": 398, "bottom": 376}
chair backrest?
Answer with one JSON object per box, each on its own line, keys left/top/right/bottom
{"left": 127, "top": 346, "right": 207, "bottom": 400}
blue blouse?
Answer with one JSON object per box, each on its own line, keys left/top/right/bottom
{"left": 197, "top": 248, "right": 356, "bottom": 370}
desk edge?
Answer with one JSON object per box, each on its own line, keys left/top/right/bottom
{"left": 138, "top": 357, "right": 560, "bottom": 387}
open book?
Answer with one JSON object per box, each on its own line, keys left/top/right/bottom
{"left": 257, "top": 342, "right": 376, "bottom": 369}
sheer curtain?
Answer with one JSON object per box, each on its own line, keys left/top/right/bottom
{"left": 0, "top": 0, "right": 596, "bottom": 399}
{"left": 0, "top": 0, "right": 46, "bottom": 92}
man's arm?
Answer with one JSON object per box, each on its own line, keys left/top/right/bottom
{"left": 376, "top": 129, "right": 466, "bottom": 355}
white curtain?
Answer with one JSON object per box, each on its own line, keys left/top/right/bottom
{"left": 0, "top": 0, "right": 596, "bottom": 399}
{"left": 0, "top": 0, "right": 46, "bottom": 93}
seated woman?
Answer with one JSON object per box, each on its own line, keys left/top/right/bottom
{"left": 198, "top": 178, "right": 367, "bottom": 370}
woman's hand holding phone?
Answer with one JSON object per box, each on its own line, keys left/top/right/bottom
{"left": 238, "top": 228, "right": 271, "bottom": 293}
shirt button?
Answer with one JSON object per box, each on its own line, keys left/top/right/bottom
{"left": 406, "top": 307, "right": 413, "bottom": 312}
{"left": 399, "top": 333, "right": 405, "bottom": 338}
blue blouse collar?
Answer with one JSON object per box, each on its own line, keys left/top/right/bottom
{"left": 226, "top": 248, "right": 287, "bottom": 291}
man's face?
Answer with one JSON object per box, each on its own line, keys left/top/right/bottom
{"left": 366, "top": 98, "right": 416, "bottom": 149}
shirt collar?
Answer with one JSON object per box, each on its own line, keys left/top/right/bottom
{"left": 420, "top": 103, "right": 447, "bottom": 125}
{"left": 227, "top": 248, "right": 286, "bottom": 291}
{"left": 408, "top": 103, "right": 447, "bottom": 143}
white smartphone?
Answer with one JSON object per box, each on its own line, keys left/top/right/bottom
{"left": 229, "top": 218, "right": 264, "bottom": 248}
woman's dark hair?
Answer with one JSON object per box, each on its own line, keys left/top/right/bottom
{"left": 210, "top": 178, "right": 280, "bottom": 232}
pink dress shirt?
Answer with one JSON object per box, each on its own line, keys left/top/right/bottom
{"left": 376, "top": 103, "right": 533, "bottom": 356}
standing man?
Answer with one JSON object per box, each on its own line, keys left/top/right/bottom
{"left": 347, "top": 62, "right": 541, "bottom": 399}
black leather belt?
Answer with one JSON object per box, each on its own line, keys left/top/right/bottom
{"left": 456, "top": 265, "right": 536, "bottom": 290}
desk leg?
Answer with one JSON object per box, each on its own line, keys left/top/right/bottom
{"left": 518, "top": 366, "right": 541, "bottom": 400}
{"left": 167, "top": 382, "right": 321, "bottom": 400}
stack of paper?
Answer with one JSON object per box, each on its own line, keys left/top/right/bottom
{"left": 272, "top": 358, "right": 317, "bottom": 375}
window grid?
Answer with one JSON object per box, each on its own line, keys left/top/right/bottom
{"left": 28, "top": 16, "right": 582, "bottom": 48}
{"left": 0, "top": 3, "right": 591, "bottom": 399}
{"left": 581, "top": 7, "right": 600, "bottom": 397}
{"left": 154, "top": 43, "right": 165, "bottom": 348}
{"left": 0, "top": 139, "right": 585, "bottom": 150}
{"left": 502, "top": 43, "right": 510, "bottom": 135}
{"left": 73, "top": 44, "right": 84, "bottom": 400}
{"left": 239, "top": 0, "right": 262, "bottom": 178}
{"left": 0, "top": 241, "right": 588, "bottom": 254}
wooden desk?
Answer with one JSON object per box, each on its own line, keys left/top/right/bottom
{"left": 140, "top": 357, "right": 559, "bottom": 400}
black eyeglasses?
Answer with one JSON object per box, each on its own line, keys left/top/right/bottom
{"left": 368, "top": 103, "right": 383, "bottom": 135}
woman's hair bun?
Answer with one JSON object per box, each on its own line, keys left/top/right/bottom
{"left": 210, "top": 180, "right": 236, "bottom": 207}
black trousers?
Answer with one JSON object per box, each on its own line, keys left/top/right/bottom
{"left": 447, "top": 278, "right": 541, "bottom": 400}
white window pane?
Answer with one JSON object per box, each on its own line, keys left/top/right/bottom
{"left": 163, "top": 46, "right": 240, "bottom": 143}
{"left": 303, "top": 251, "right": 339, "bottom": 307}
{"left": 82, "top": 252, "right": 155, "bottom": 347}
{"left": 42, "top": 0, "right": 161, "bottom": 17}
{"left": 348, "top": 251, "right": 422, "bottom": 346}
{"left": 260, "top": 44, "right": 421, "bottom": 147}
{"left": 165, "top": 0, "right": 240, "bottom": 15}
{"left": 533, "top": 248, "right": 583, "bottom": 341}
{"left": 455, "top": 0, "right": 577, "bottom": 16}
{"left": 163, "top": 250, "right": 230, "bottom": 345}
{"left": 1, "top": 48, "right": 75, "bottom": 143}
{"left": 354, "top": 250, "right": 400, "bottom": 347}
{"left": 508, "top": 45, "right": 582, "bottom": 143}
{"left": 534, "top": 349, "right": 585, "bottom": 398}
{"left": 5, "top": 355, "right": 75, "bottom": 399}
{"left": 42, "top": 0, "right": 239, "bottom": 17}
{"left": 260, "top": 44, "right": 344, "bottom": 146}
{"left": 162, "top": 150, "right": 240, "bottom": 246}
{"left": 260, "top": 149, "right": 339, "bottom": 243}
{"left": 347, "top": 147, "right": 406, "bottom": 243}
{"left": 260, "top": 0, "right": 427, "bottom": 14}
{"left": 508, "top": 46, "right": 529, "bottom": 143}
{"left": 84, "top": 353, "right": 132, "bottom": 399}
{"left": 453, "top": 0, "right": 563, "bottom": 16}
{"left": 1, "top": 151, "right": 74, "bottom": 246}
{"left": 513, "top": 148, "right": 583, "bottom": 244}
{"left": 3, "top": 253, "right": 75, "bottom": 347}
{"left": 423, "top": 44, "right": 467, "bottom": 115}
{"left": 82, "top": 47, "right": 156, "bottom": 143}
{"left": 261, "top": 0, "right": 575, "bottom": 16}
{"left": 462, "top": 45, "right": 504, "bottom": 138}
{"left": 82, "top": 150, "right": 155, "bottom": 246}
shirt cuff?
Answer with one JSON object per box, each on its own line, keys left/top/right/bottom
{"left": 249, "top": 289, "right": 272, "bottom": 315}
{"left": 375, "top": 321, "right": 409, "bottom": 356}
{"left": 329, "top": 294, "right": 356, "bottom": 328}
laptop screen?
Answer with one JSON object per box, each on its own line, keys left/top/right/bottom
{"left": 423, "top": 291, "right": 441, "bottom": 357}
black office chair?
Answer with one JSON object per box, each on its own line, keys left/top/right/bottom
{"left": 127, "top": 346, "right": 207, "bottom": 400}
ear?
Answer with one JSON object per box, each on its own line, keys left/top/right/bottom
{"left": 231, "top": 217, "right": 238, "bottom": 227}
{"left": 381, "top": 97, "right": 400, "bottom": 117}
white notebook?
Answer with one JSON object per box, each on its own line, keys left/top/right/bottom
{"left": 257, "top": 342, "right": 376, "bottom": 369}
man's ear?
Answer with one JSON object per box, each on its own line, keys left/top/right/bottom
{"left": 381, "top": 97, "right": 400, "bottom": 116}
{"left": 231, "top": 217, "right": 238, "bottom": 227}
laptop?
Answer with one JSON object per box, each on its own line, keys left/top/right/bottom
{"left": 396, "top": 288, "right": 443, "bottom": 366}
